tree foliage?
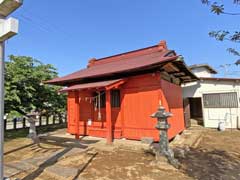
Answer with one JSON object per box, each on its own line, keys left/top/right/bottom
{"left": 5, "top": 55, "right": 66, "bottom": 116}
{"left": 202, "top": 0, "right": 240, "bottom": 15}
{"left": 201, "top": 0, "right": 240, "bottom": 63}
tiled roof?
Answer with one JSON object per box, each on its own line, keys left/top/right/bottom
{"left": 46, "top": 40, "right": 197, "bottom": 85}
{"left": 48, "top": 51, "right": 175, "bottom": 85}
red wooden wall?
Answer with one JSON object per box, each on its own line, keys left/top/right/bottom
{"left": 67, "top": 73, "right": 185, "bottom": 141}
{"left": 121, "top": 73, "right": 161, "bottom": 140}
{"left": 160, "top": 79, "right": 185, "bottom": 139}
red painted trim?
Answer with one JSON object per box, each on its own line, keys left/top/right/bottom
{"left": 75, "top": 91, "right": 80, "bottom": 139}
{"left": 106, "top": 89, "right": 112, "bottom": 144}
{"left": 105, "top": 79, "right": 127, "bottom": 90}
{"left": 120, "top": 87, "right": 125, "bottom": 136}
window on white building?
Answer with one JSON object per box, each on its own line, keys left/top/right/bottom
{"left": 203, "top": 92, "right": 238, "bottom": 108}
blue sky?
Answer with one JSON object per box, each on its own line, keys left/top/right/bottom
{"left": 6, "top": 0, "right": 240, "bottom": 77}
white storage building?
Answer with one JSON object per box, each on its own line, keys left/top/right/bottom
{"left": 182, "top": 64, "right": 240, "bottom": 129}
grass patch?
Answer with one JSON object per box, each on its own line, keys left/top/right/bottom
{"left": 4, "top": 123, "right": 67, "bottom": 141}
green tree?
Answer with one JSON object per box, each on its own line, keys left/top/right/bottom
{"left": 5, "top": 55, "right": 66, "bottom": 116}
{"left": 201, "top": 0, "right": 240, "bottom": 64}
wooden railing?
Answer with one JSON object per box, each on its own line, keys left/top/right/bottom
{"left": 4, "top": 114, "right": 67, "bottom": 131}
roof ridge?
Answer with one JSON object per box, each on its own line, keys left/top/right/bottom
{"left": 87, "top": 45, "right": 159, "bottom": 68}
{"left": 88, "top": 40, "right": 169, "bottom": 68}
{"left": 86, "top": 50, "right": 170, "bottom": 69}
{"left": 97, "top": 45, "right": 158, "bottom": 61}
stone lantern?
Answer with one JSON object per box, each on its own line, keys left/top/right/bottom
{"left": 151, "top": 105, "right": 179, "bottom": 168}
{"left": 26, "top": 112, "right": 40, "bottom": 144}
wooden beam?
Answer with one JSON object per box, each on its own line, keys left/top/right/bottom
{"left": 169, "top": 72, "right": 186, "bottom": 76}
{"left": 106, "top": 79, "right": 126, "bottom": 90}
{"left": 75, "top": 91, "right": 80, "bottom": 139}
{"left": 180, "top": 76, "right": 191, "bottom": 79}
{"left": 160, "top": 72, "right": 171, "bottom": 82}
{"left": 106, "top": 89, "right": 113, "bottom": 144}
{"left": 163, "top": 63, "right": 180, "bottom": 73}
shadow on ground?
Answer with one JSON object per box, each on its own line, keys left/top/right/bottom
{"left": 40, "top": 135, "right": 100, "bottom": 147}
{"left": 179, "top": 148, "right": 240, "bottom": 180}
{"left": 17, "top": 136, "right": 99, "bottom": 180}
{"left": 4, "top": 123, "right": 67, "bottom": 141}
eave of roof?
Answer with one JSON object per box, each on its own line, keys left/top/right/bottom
{"left": 60, "top": 79, "right": 123, "bottom": 92}
{"left": 200, "top": 77, "right": 240, "bottom": 82}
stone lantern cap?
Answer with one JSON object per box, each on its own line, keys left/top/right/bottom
{"left": 26, "top": 112, "right": 40, "bottom": 118}
{"left": 151, "top": 106, "right": 172, "bottom": 119}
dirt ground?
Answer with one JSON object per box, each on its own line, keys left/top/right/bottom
{"left": 179, "top": 130, "right": 240, "bottom": 180}
{"left": 78, "top": 130, "right": 240, "bottom": 180}
{"left": 79, "top": 148, "right": 190, "bottom": 180}
{"left": 4, "top": 129, "right": 240, "bottom": 180}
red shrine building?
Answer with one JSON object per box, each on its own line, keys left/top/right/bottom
{"left": 47, "top": 41, "right": 197, "bottom": 143}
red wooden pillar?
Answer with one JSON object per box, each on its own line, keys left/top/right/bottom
{"left": 75, "top": 91, "right": 80, "bottom": 139}
{"left": 106, "top": 89, "right": 113, "bottom": 144}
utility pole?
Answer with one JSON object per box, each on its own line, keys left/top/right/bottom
{"left": 0, "top": 1, "right": 23, "bottom": 179}
{"left": 0, "top": 39, "right": 4, "bottom": 180}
